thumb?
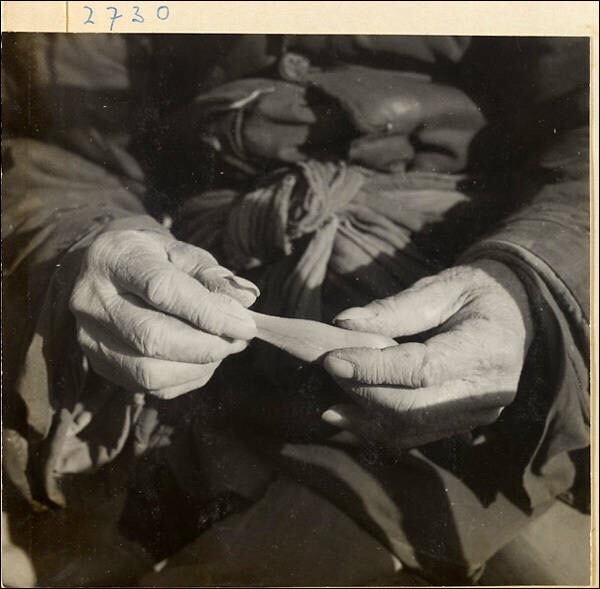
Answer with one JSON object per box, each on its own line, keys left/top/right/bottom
{"left": 321, "top": 403, "right": 381, "bottom": 444}
{"left": 333, "top": 272, "right": 465, "bottom": 338}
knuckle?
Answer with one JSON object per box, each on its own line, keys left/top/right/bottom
{"left": 418, "top": 355, "right": 443, "bottom": 388}
{"left": 417, "top": 366, "right": 436, "bottom": 388}
{"left": 87, "top": 231, "right": 127, "bottom": 264}
{"left": 401, "top": 343, "right": 439, "bottom": 388}
{"left": 144, "top": 273, "right": 172, "bottom": 307}
{"left": 92, "top": 230, "right": 165, "bottom": 278}
{"left": 371, "top": 298, "right": 395, "bottom": 317}
{"left": 192, "top": 341, "right": 217, "bottom": 363}
{"left": 133, "top": 359, "right": 159, "bottom": 391}
{"left": 201, "top": 343, "right": 229, "bottom": 363}
{"left": 87, "top": 234, "right": 111, "bottom": 261}
{"left": 136, "top": 322, "right": 163, "bottom": 358}
{"left": 166, "top": 241, "right": 217, "bottom": 274}
{"left": 369, "top": 353, "right": 396, "bottom": 385}
{"left": 193, "top": 249, "right": 218, "bottom": 271}
{"left": 193, "top": 294, "right": 227, "bottom": 334}
{"left": 70, "top": 271, "right": 104, "bottom": 315}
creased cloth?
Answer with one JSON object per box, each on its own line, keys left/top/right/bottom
{"left": 170, "top": 154, "right": 589, "bottom": 581}
{"left": 178, "top": 160, "right": 469, "bottom": 322}
{"left": 2, "top": 34, "right": 589, "bottom": 584}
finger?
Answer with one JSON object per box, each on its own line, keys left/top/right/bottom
{"left": 321, "top": 403, "right": 374, "bottom": 439}
{"left": 146, "top": 374, "right": 216, "bottom": 400}
{"left": 93, "top": 293, "right": 248, "bottom": 363}
{"left": 324, "top": 344, "right": 439, "bottom": 387}
{"left": 343, "top": 378, "right": 512, "bottom": 431}
{"left": 323, "top": 320, "right": 513, "bottom": 387}
{"left": 322, "top": 404, "right": 497, "bottom": 450}
{"left": 77, "top": 319, "right": 219, "bottom": 395}
{"left": 332, "top": 270, "right": 467, "bottom": 337}
{"left": 110, "top": 251, "right": 256, "bottom": 340}
{"left": 196, "top": 269, "right": 260, "bottom": 308}
{"left": 166, "top": 241, "right": 260, "bottom": 308}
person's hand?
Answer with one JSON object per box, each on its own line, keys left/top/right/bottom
{"left": 321, "top": 260, "right": 534, "bottom": 449}
{"left": 70, "top": 229, "right": 259, "bottom": 399}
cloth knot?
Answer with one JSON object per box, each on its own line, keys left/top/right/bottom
{"left": 224, "top": 160, "right": 365, "bottom": 278}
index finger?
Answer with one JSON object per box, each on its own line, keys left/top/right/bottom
{"left": 111, "top": 253, "right": 256, "bottom": 340}
{"left": 323, "top": 320, "right": 512, "bottom": 388}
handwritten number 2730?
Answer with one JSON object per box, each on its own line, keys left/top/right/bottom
{"left": 83, "top": 5, "right": 170, "bottom": 30}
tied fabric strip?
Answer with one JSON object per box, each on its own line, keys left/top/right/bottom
{"left": 223, "top": 161, "right": 365, "bottom": 319}
{"left": 178, "top": 160, "right": 470, "bottom": 324}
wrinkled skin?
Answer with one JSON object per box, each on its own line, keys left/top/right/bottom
{"left": 70, "top": 229, "right": 259, "bottom": 399}
{"left": 322, "top": 260, "right": 534, "bottom": 449}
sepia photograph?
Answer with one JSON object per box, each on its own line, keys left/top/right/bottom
{"left": 1, "top": 2, "right": 596, "bottom": 586}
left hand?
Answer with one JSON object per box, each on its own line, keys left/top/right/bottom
{"left": 321, "top": 260, "right": 534, "bottom": 450}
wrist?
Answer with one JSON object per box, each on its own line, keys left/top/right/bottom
{"left": 95, "top": 213, "right": 170, "bottom": 235}
{"left": 467, "top": 258, "right": 535, "bottom": 347}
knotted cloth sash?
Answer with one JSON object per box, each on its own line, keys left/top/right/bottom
{"left": 177, "top": 160, "right": 471, "bottom": 325}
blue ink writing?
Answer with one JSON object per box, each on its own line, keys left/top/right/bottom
{"left": 83, "top": 6, "right": 94, "bottom": 24}
{"left": 106, "top": 6, "right": 123, "bottom": 31}
{"left": 131, "top": 5, "right": 145, "bottom": 23}
{"left": 156, "top": 5, "right": 170, "bottom": 20}
{"left": 83, "top": 4, "right": 170, "bottom": 30}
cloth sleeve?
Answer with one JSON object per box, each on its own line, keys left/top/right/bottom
{"left": 458, "top": 38, "right": 590, "bottom": 511}
{"left": 2, "top": 34, "right": 169, "bottom": 508}
{"left": 460, "top": 126, "right": 590, "bottom": 512}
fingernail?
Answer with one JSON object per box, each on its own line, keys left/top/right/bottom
{"left": 223, "top": 275, "right": 261, "bottom": 298}
{"left": 214, "top": 298, "right": 257, "bottom": 337}
{"left": 333, "top": 307, "right": 377, "bottom": 323}
{"left": 321, "top": 409, "right": 347, "bottom": 427}
{"left": 204, "top": 269, "right": 260, "bottom": 307}
{"left": 204, "top": 266, "right": 234, "bottom": 279}
{"left": 323, "top": 356, "right": 355, "bottom": 379}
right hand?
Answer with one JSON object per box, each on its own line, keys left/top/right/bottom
{"left": 70, "top": 229, "right": 259, "bottom": 399}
